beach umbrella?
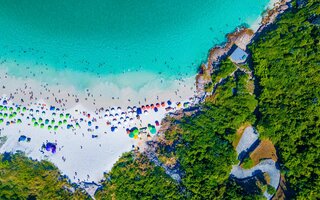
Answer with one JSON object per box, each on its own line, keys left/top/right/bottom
{"left": 0, "top": 119, "right": 4, "bottom": 123}
{"left": 150, "top": 127, "right": 156, "bottom": 134}
{"left": 22, "top": 107, "right": 27, "bottom": 112}
{"left": 45, "top": 143, "right": 56, "bottom": 153}
{"left": 156, "top": 103, "right": 160, "bottom": 108}
{"left": 9, "top": 107, "right": 13, "bottom": 111}
{"left": 146, "top": 105, "right": 150, "bottom": 109}
{"left": 9, "top": 114, "right": 13, "bottom": 119}
{"left": 0, "top": 113, "right": 2, "bottom": 117}
{"left": 3, "top": 113, "right": 8, "bottom": 118}
{"left": 141, "top": 105, "right": 145, "bottom": 110}
{"left": 16, "top": 107, "right": 21, "bottom": 112}
{"left": 40, "top": 123, "right": 45, "bottom": 128}
{"left": 134, "top": 135, "right": 138, "bottom": 139}
{"left": 167, "top": 100, "right": 172, "bottom": 105}
{"left": 129, "top": 132, "right": 134, "bottom": 138}
{"left": 60, "top": 113, "right": 64, "bottom": 118}
{"left": 151, "top": 104, "right": 154, "bottom": 109}
{"left": 6, "top": 121, "right": 10, "bottom": 126}
{"left": 48, "top": 125, "right": 52, "bottom": 130}
{"left": 161, "top": 102, "right": 166, "bottom": 107}
{"left": 66, "top": 113, "right": 70, "bottom": 118}
{"left": 38, "top": 118, "right": 43, "bottom": 123}
{"left": 76, "top": 123, "right": 80, "bottom": 128}
{"left": 54, "top": 126, "right": 58, "bottom": 131}
{"left": 51, "top": 119, "right": 55, "bottom": 125}
{"left": 184, "top": 102, "right": 189, "bottom": 108}
{"left": 88, "top": 121, "right": 92, "bottom": 126}
{"left": 45, "top": 119, "right": 50, "bottom": 124}
{"left": 133, "top": 129, "right": 139, "bottom": 136}
{"left": 155, "top": 121, "right": 160, "bottom": 126}
{"left": 0, "top": 105, "right": 3, "bottom": 111}
{"left": 32, "top": 118, "right": 36, "bottom": 122}
{"left": 50, "top": 106, "right": 55, "bottom": 111}
{"left": 136, "top": 108, "right": 142, "bottom": 115}
{"left": 2, "top": 100, "right": 7, "bottom": 105}
{"left": 42, "top": 111, "right": 46, "bottom": 115}
{"left": 63, "top": 119, "right": 67, "bottom": 124}
{"left": 34, "top": 122, "right": 39, "bottom": 127}
{"left": 18, "top": 135, "right": 27, "bottom": 142}
{"left": 154, "top": 107, "right": 158, "bottom": 112}
{"left": 3, "top": 106, "right": 7, "bottom": 111}
{"left": 17, "top": 119, "right": 22, "bottom": 124}
{"left": 95, "top": 125, "right": 99, "bottom": 129}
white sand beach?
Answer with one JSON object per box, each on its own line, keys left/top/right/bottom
{"left": 0, "top": 66, "right": 197, "bottom": 184}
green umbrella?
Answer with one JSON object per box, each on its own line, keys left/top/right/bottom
{"left": 0, "top": 119, "right": 3, "bottom": 123}
{"left": 9, "top": 107, "right": 13, "bottom": 111}
{"left": 34, "top": 122, "right": 39, "bottom": 127}
{"left": 150, "top": 127, "right": 157, "bottom": 134}
{"left": 45, "top": 119, "right": 50, "bottom": 124}
{"left": 0, "top": 105, "right": 3, "bottom": 110}
{"left": 40, "top": 123, "right": 45, "bottom": 128}
{"left": 63, "top": 119, "right": 67, "bottom": 124}
{"left": 3, "top": 113, "right": 7, "bottom": 118}
{"left": 48, "top": 125, "right": 52, "bottom": 130}
{"left": 17, "top": 119, "right": 22, "bottom": 124}
{"left": 39, "top": 118, "right": 43, "bottom": 123}
{"left": 54, "top": 126, "right": 58, "bottom": 131}
{"left": 58, "top": 121, "right": 63, "bottom": 126}
{"left": 60, "top": 113, "right": 64, "bottom": 118}
{"left": 129, "top": 132, "right": 134, "bottom": 138}
{"left": 133, "top": 129, "right": 139, "bottom": 136}
{"left": 32, "top": 118, "right": 36, "bottom": 122}
{"left": 22, "top": 107, "right": 27, "bottom": 112}
{"left": 51, "top": 119, "right": 55, "bottom": 125}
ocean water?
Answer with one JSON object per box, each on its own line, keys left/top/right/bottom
{"left": 0, "top": 0, "right": 269, "bottom": 91}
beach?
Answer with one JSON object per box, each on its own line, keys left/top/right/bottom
{"left": 0, "top": 0, "right": 284, "bottom": 192}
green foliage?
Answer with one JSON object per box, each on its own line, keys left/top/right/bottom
{"left": 250, "top": 0, "right": 320, "bottom": 198}
{"left": 95, "top": 152, "right": 183, "bottom": 200}
{"left": 0, "top": 153, "right": 88, "bottom": 200}
{"left": 267, "top": 185, "right": 276, "bottom": 195}
{"left": 211, "top": 59, "right": 237, "bottom": 83}
{"left": 157, "top": 72, "right": 258, "bottom": 199}
{"left": 241, "top": 157, "right": 254, "bottom": 169}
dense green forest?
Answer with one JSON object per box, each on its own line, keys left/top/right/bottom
{"left": 250, "top": 0, "right": 320, "bottom": 198}
{"left": 0, "top": 0, "right": 319, "bottom": 199}
{"left": 0, "top": 153, "right": 88, "bottom": 200}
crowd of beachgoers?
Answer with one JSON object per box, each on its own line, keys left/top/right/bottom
{"left": 0, "top": 77, "right": 197, "bottom": 183}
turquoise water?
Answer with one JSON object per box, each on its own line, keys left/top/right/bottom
{"left": 0, "top": 0, "right": 269, "bottom": 90}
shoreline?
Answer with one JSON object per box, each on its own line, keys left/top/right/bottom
{"left": 0, "top": 0, "right": 292, "bottom": 196}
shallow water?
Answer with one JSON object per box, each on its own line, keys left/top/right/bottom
{"left": 0, "top": 0, "right": 269, "bottom": 91}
